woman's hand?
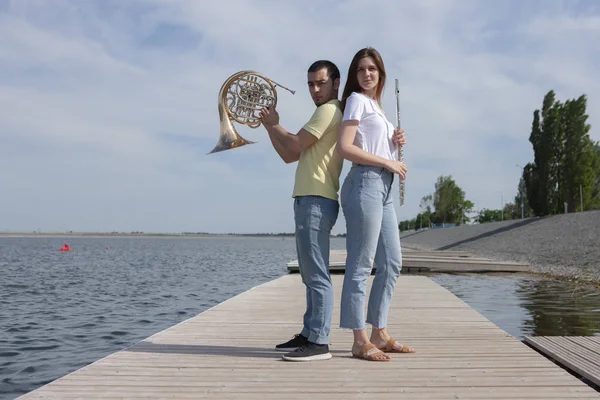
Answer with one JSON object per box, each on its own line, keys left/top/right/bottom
{"left": 392, "top": 128, "right": 406, "bottom": 148}
{"left": 385, "top": 160, "right": 407, "bottom": 180}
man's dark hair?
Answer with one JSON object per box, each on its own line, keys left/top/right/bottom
{"left": 307, "top": 60, "right": 340, "bottom": 82}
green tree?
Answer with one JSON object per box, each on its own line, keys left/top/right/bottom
{"left": 591, "top": 142, "right": 600, "bottom": 209}
{"left": 420, "top": 194, "right": 433, "bottom": 214}
{"left": 503, "top": 202, "right": 517, "bottom": 220}
{"left": 527, "top": 91, "right": 561, "bottom": 216}
{"left": 525, "top": 90, "right": 597, "bottom": 215}
{"left": 561, "top": 96, "right": 594, "bottom": 212}
{"left": 513, "top": 177, "right": 533, "bottom": 219}
{"left": 475, "top": 208, "right": 503, "bottom": 223}
{"left": 523, "top": 162, "right": 541, "bottom": 216}
{"left": 431, "top": 176, "right": 473, "bottom": 225}
{"left": 398, "top": 217, "right": 418, "bottom": 231}
{"left": 418, "top": 194, "right": 434, "bottom": 228}
{"left": 459, "top": 200, "right": 475, "bottom": 224}
{"left": 409, "top": 212, "right": 431, "bottom": 230}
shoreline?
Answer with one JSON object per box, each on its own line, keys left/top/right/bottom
{"left": 4, "top": 211, "right": 599, "bottom": 285}
{"left": 400, "top": 210, "right": 600, "bottom": 287}
{"left": 0, "top": 232, "right": 346, "bottom": 239}
{"left": 0, "top": 232, "right": 293, "bottom": 238}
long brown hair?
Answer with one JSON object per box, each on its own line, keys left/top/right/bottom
{"left": 341, "top": 47, "right": 387, "bottom": 111}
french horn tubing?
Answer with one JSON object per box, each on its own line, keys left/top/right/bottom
{"left": 207, "top": 70, "right": 295, "bottom": 154}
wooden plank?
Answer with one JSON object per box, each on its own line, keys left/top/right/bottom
{"left": 398, "top": 257, "right": 530, "bottom": 272}
{"left": 524, "top": 336, "right": 600, "bottom": 387}
{"left": 285, "top": 256, "right": 514, "bottom": 267}
{"left": 287, "top": 260, "right": 530, "bottom": 273}
{"left": 286, "top": 249, "right": 530, "bottom": 273}
{"left": 18, "top": 275, "right": 599, "bottom": 399}
{"left": 402, "top": 250, "right": 474, "bottom": 256}
{"left": 15, "top": 387, "right": 600, "bottom": 399}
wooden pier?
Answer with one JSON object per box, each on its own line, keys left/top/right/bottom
{"left": 19, "top": 275, "right": 599, "bottom": 399}
{"left": 525, "top": 336, "right": 600, "bottom": 387}
{"left": 287, "top": 248, "right": 531, "bottom": 273}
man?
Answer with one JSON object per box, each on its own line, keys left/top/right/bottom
{"left": 260, "top": 60, "right": 343, "bottom": 362}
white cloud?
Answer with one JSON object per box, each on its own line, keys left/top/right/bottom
{"left": 1, "top": 0, "right": 598, "bottom": 234}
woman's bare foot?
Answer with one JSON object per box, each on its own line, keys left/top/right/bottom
{"left": 370, "top": 328, "right": 416, "bottom": 353}
{"left": 351, "top": 329, "right": 391, "bottom": 361}
{"left": 351, "top": 342, "right": 391, "bottom": 361}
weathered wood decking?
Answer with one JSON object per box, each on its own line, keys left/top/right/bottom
{"left": 525, "top": 336, "right": 600, "bottom": 387}
{"left": 287, "top": 249, "right": 531, "bottom": 273}
{"left": 19, "top": 275, "right": 599, "bottom": 399}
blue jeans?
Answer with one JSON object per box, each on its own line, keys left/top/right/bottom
{"left": 339, "top": 164, "right": 402, "bottom": 330}
{"left": 294, "top": 195, "right": 339, "bottom": 345}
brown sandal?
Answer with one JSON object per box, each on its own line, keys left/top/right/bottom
{"left": 352, "top": 343, "right": 391, "bottom": 361}
{"left": 378, "top": 337, "right": 416, "bottom": 353}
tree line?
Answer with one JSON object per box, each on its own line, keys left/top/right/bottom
{"left": 399, "top": 90, "right": 600, "bottom": 231}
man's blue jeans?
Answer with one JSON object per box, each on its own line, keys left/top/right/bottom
{"left": 339, "top": 164, "right": 403, "bottom": 330}
{"left": 294, "top": 195, "right": 339, "bottom": 345}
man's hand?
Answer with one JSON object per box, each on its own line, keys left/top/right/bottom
{"left": 392, "top": 128, "right": 406, "bottom": 147}
{"left": 260, "top": 105, "right": 280, "bottom": 127}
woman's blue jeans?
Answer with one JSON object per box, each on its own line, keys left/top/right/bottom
{"left": 339, "top": 164, "right": 403, "bottom": 330}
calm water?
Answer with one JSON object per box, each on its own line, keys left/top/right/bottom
{"left": 1, "top": 236, "right": 600, "bottom": 399}
{"left": 429, "top": 273, "right": 600, "bottom": 339}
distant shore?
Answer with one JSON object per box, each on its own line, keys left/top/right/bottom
{"left": 400, "top": 210, "right": 600, "bottom": 286}
{"left": 0, "top": 232, "right": 347, "bottom": 239}
{"left": 0, "top": 232, "right": 290, "bottom": 238}
{"left": 6, "top": 212, "right": 598, "bottom": 285}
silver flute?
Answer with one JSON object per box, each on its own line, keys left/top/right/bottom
{"left": 395, "top": 79, "right": 405, "bottom": 207}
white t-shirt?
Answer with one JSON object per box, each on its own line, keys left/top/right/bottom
{"left": 343, "top": 92, "right": 397, "bottom": 161}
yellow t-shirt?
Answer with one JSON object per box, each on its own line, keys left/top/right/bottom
{"left": 292, "top": 99, "right": 343, "bottom": 201}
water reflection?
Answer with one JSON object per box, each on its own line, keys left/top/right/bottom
{"left": 517, "top": 278, "right": 600, "bottom": 337}
{"left": 428, "top": 272, "right": 600, "bottom": 339}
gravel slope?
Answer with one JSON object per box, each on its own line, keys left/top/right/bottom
{"left": 400, "top": 210, "right": 600, "bottom": 283}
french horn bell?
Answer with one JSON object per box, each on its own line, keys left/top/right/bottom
{"left": 208, "top": 70, "right": 295, "bottom": 154}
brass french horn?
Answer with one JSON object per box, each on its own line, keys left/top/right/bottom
{"left": 208, "top": 70, "right": 295, "bottom": 154}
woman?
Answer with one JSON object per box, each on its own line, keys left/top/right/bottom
{"left": 337, "top": 47, "right": 415, "bottom": 361}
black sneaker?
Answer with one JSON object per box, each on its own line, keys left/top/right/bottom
{"left": 282, "top": 342, "right": 332, "bottom": 362}
{"left": 275, "top": 333, "right": 308, "bottom": 352}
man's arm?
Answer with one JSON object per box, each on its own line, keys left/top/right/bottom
{"left": 260, "top": 106, "right": 317, "bottom": 164}
{"left": 263, "top": 125, "right": 317, "bottom": 164}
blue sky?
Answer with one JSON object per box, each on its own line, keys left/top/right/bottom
{"left": 1, "top": 0, "right": 599, "bottom": 234}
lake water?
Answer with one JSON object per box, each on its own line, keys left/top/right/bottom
{"left": 1, "top": 236, "right": 599, "bottom": 399}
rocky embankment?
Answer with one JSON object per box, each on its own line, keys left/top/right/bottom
{"left": 400, "top": 210, "right": 600, "bottom": 284}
